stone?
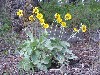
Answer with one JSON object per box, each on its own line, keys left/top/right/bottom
{"left": 90, "top": 31, "right": 99, "bottom": 42}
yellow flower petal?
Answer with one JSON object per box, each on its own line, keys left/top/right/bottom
{"left": 61, "top": 22, "right": 66, "bottom": 27}
{"left": 74, "top": 28, "right": 79, "bottom": 32}
{"left": 81, "top": 24, "right": 87, "bottom": 32}
{"left": 65, "top": 13, "right": 72, "bottom": 20}
{"left": 43, "top": 23, "right": 49, "bottom": 29}
{"left": 39, "top": 19, "right": 45, "bottom": 25}
{"left": 32, "top": 7, "right": 39, "bottom": 14}
{"left": 16, "top": 9, "right": 23, "bottom": 17}
{"left": 56, "top": 18, "right": 62, "bottom": 23}
{"left": 54, "top": 13, "right": 61, "bottom": 19}
{"left": 29, "top": 15, "right": 35, "bottom": 22}
{"left": 36, "top": 13, "right": 43, "bottom": 20}
{"left": 17, "top": 12, "right": 20, "bottom": 16}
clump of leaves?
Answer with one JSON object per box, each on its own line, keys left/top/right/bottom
{"left": 0, "top": 23, "right": 11, "bottom": 33}
{"left": 39, "top": 0, "right": 69, "bottom": 25}
{"left": 69, "top": 0, "right": 100, "bottom": 29}
{"left": 18, "top": 26, "right": 77, "bottom": 72}
{"left": 39, "top": 0, "right": 100, "bottom": 29}
{"left": 0, "top": 11, "right": 12, "bottom": 36}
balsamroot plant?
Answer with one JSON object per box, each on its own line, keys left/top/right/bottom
{"left": 18, "top": 26, "right": 78, "bottom": 72}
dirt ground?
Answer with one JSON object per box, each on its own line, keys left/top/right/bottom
{"left": 0, "top": 27, "right": 100, "bottom": 75}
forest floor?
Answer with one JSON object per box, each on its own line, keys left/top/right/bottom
{"left": 0, "top": 0, "right": 100, "bottom": 74}
{"left": 0, "top": 27, "right": 100, "bottom": 75}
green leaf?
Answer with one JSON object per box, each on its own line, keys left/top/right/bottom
{"left": 64, "top": 41, "right": 70, "bottom": 47}
{"left": 65, "top": 48, "right": 73, "bottom": 54}
{"left": 31, "top": 54, "right": 40, "bottom": 65}
{"left": 18, "top": 58, "right": 33, "bottom": 71}
{"left": 60, "top": 41, "right": 70, "bottom": 47}
{"left": 27, "top": 47, "right": 32, "bottom": 55}
{"left": 37, "top": 64, "right": 47, "bottom": 71}
{"left": 41, "top": 57, "right": 50, "bottom": 64}
{"left": 30, "top": 41, "right": 38, "bottom": 48}
{"left": 44, "top": 39, "right": 54, "bottom": 50}
{"left": 24, "top": 27, "right": 34, "bottom": 41}
{"left": 24, "top": 52, "right": 30, "bottom": 59}
{"left": 56, "top": 54, "right": 65, "bottom": 64}
{"left": 35, "top": 50, "right": 41, "bottom": 57}
{"left": 68, "top": 55, "right": 78, "bottom": 59}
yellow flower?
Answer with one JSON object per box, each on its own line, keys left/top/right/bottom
{"left": 56, "top": 18, "right": 62, "bottom": 23}
{"left": 36, "top": 13, "right": 43, "bottom": 20}
{"left": 65, "top": 13, "right": 72, "bottom": 20}
{"left": 39, "top": 19, "right": 45, "bottom": 25}
{"left": 17, "top": 9, "right": 23, "bottom": 17}
{"left": 81, "top": 24, "right": 87, "bottom": 32}
{"left": 32, "top": 7, "right": 39, "bottom": 14}
{"left": 61, "top": 22, "right": 66, "bottom": 27}
{"left": 29, "top": 15, "right": 35, "bottom": 22}
{"left": 43, "top": 23, "right": 49, "bottom": 29}
{"left": 74, "top": 28, "right": 79, "bottom": 32}
{"left": 54, "top": 13, "right": 61, "bottom": 19}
